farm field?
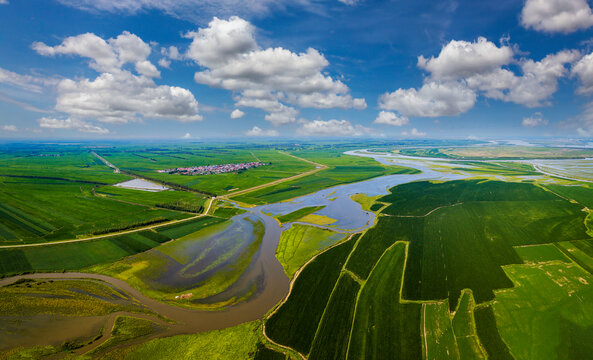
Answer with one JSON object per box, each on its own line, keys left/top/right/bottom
{"left": 274, "top": 206, "right": 326, "bottom": 224}
{"left": 265, "top": 178, "right": 593, "bottom": 360}
{"left": 0, "top": 217, "right": 225, "bottom": 277}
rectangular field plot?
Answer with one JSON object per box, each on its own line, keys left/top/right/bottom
{"left": 347, "top": 242, "right": 422, "bottom": 360}
{"left": 265, "top": 239, "right": 354, "bottom": 355}
{"left": 491, "top": 262, "right": 593, "bottom": 360}
{"left": 514, "top": 244, "right": 571, "bottom": 264}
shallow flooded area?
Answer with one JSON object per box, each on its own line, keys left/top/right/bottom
{"left": 113, "top": 178, "right": 170, "bottom": 192}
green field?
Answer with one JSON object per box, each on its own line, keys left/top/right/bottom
{"left": 126, "top": 321, "right": 263, "bottom": 360}
{"left": 491, "top": 261, "right": 593, "bottom": 360}
{"left": 347, "top": 242, "right": 421, "bottom": 360}
{"left": 275, "top": 224, "right": 346, "bottom": 278}
{"left": 275, "top": 206, "right": 325, "bottom": 224}
{"left": 398, "top": 146, "right": 593, "bottom": 160}
{"left": 308, "top": 274, "right": 360, "bottom": 360}
{"left": 266, "top": 239, "right": 355, "bottom": 355}
{"left": 421, "top": 301, "right": 460, "bottom": 360}
{"left": 0, "top": 229, "right": 172, "bottom": 276}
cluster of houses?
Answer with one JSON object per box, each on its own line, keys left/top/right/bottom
{"left": 157, "top": 161, "right": 269, "bottom": 175}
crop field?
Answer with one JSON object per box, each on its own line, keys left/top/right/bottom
{"left": 491, "top": 262, "right": 593, "bottom": 360}
{"left": 0, "top": 171, "right": 199, "bottom": 244}
{"left": 267, "top": 178, "right": 593, "bottom": 360}
{"left": 95, "top": 185, "right": 207, "bottom": 209}
{"left": 275, "top": 224, "right": 345, "bottom": 278}
{"left": 347, "top": 243, "right": 421, "bottom": 360}
{"left": 421, "top": 301, "right": 460, "bottom": 360}
{"left": 0, "top": 229, "right": 173, "bottom": 276}
{"left": 275, "top": 206, "right": 325, "bottom": 224}
{"left": 308, "top": 274, "right": 360, "bottom": 360}
{"left": 265, "top": 239, "right": 355, "bottom": 355}
{"left": 542, "top": 183, "right": 593, "bottom": 208}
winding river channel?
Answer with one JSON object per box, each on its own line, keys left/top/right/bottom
{"left": 1, "top": 150, "right": 589, "bottom": 352}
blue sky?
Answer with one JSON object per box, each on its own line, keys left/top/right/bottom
{"left": 2, "top": 0, "right": 593, "bottom": 140}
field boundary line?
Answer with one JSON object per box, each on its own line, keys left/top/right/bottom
{"left": 0, "top": 198, "right": 214, "bottom": 249}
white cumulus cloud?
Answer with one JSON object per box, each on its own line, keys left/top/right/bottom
{"left": 373, "top": 111, "right": 409, "bottom": 126}
{"left": 0, "top": 67, "right": 58, "bottom": 93}
{"left": 521, "top": 0, "right": 593, "bottom": 34}
{"left": 380, "top": 81, "right": 477, "bottom": 118}
{"left": 38, "top": 117, "right": 109, "bottom": 134}
{"left": 245, "top": 126, "right": 279, "bottom": 136}
{"left": 2, "top": 125, "right": 17, "bottom": 132}
{"left": 185, "top": 16, "right": 365, "bottom": 125}
{"left": 33, "top": 31, "right": 202, "bottom": 124}
{"left": 230, "top": 109, "right": 245, "bottom": 119}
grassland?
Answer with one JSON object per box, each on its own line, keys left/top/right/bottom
{"left": 350, "top": 193, "right": 382, "bottom": 211}
{"left": 125, "top": 321, "right": 263, "bottom": 360}
{"left": 275, "top": 206, "right": 325, "bottom": 224}
{"left": 452, "top": 290, "right": 487, "bottom": 359}
{"left": 0, "top": 279, "right": 145, "bottom": 316}
{"left": 91, "top": 316, "right": 159, "bottom": 355}
{"left": 275, "top": 224, "right": 345, "bottom": 278}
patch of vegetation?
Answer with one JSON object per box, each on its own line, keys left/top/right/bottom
{"left": 125, "top": 320, "right": 262, "bottom": 360}
{"left": 276, "top": 224, "right": 345, "bottom": 278}
{"left": 350, "top": 193, "right": 381, "bottom": 211}
{"left": 475, "top": 306, "right": 514, "bottom": 360}
{"left": 452, "top": 290, "right": 487, "bottom": 359}
{"left": 0, "top": 279, "right": 143, "bottom": 316}
{"left": 91, "top": 316, "right": 158, "bottom": 354}
{"left": 266, "top": 239, "right": 354, "bottom": 355}
{"left": 212, "top": 206, "right": 246, "bottom": 219}
{"left": 275, "top": 206, "right": 325, "bottom": 224}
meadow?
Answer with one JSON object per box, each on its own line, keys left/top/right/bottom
{"left": 398, "top": 146, "right": 593, "bottom": 159}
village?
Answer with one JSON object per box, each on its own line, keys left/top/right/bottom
{"left": 157, "top": 161, "right": 269, "bottom": 175}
